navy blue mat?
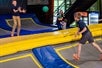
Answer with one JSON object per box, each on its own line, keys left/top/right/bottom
{"left": 0, "top": 14, "right": 56, "bottom": 38}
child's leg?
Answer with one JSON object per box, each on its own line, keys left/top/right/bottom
{"left": 91, "top": 42, "right": 102, "bottom": 60}
{"left": 91, "top": 42, "right": 102, "bottom": 53}
{"left": 60, "top": 21, "right": 63, "bottom": 29}
{"left": 73, "top": 43, "right": 82, "bottom": 60}
{"left": 17, "top": 16, "right": 21, "bottom": 36}
{"left": 60, "top": 21, "right": 66, "bottom": 30}
{"left": 63, "top": 22, "right": 66, "bottom": 29}
{"left": 77, "top": 43, "right": 82, "bottom": 57}
{"left": 11, "top": 16, "right": 17, "bottom": 37}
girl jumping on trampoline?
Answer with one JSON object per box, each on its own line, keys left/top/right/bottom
{"left": 11, "top": 0, "right": 26, "bottom": 37}
{"left": 73, "top": 12, "right": 102, "bottom": 61}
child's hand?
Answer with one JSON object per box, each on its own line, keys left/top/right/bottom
{"left": 75, "top": 33, "right": 78, "bottom": 37}
{"left": 75, "top": 32, "right": 80, "bottom": 37}
{"left": 22, "top": 9, "right": 26, "bottom": 13}
{"left": 18, "top": 7, "right": 21, "bottom": 11}
{"left": 77, "top": 32, "right": 81, "bottom": 35}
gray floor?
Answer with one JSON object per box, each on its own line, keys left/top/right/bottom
{"left": 54, "top": 40, "right": 102, "bottom": 68}
{"left": 0, "top": 50, "right": 41, "bottom": 68}
{"left": 0, "top": 57, "right": 38, "bottom": 68}
{"left": 7, "top": 18, "right": 52, "bottom": 31}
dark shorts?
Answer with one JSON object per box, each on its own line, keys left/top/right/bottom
{"left": 79, "top": 31, "right": 94, "bottom": 44}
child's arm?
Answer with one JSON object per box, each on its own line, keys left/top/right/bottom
{"left": 18, "top": 7, "right": 22, "bottom": 12}
{"left": 77, "top": 22, "right": 87, "bottom": 35}
{"left": 13, "top": 9, "right": 19, "bottom": 13}
{"left": 18, "top": 7, "right": 26, "bottom": 13}
{"left": 75, "top": 28, "right": 80, "bottom": 37}
{"left": 75, "top": 27, "right": 87, "bottom": 36}
{"left": 79, "top": 27, "right": 87, "bottom": 34}
{"left": 22, "top": 9, "right": 26, "bottom": 13}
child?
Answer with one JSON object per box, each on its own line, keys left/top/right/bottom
{"left": 57, "top": 10, "right": 64, "bottom": 21}
{"left": 73, "top": 12, "right": 102, "bottom": 61}
{"left": 11, "top": 0, "right": 26, "bottom": 37}
{"left": 57, "top": 10, "right": 65, "bottom": 30}
{"left": 60, "top": 18, "right": 67, "bottom": 29}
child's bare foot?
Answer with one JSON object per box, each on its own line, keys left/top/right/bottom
{"left": 11, "top": 32, "right": 14, "bottom": 37}
{"left": 73, "top": 53, "right": 80, "bottom": 61}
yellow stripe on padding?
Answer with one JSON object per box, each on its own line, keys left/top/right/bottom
{"left": 0, "top": 23, "right": 102, "bottom": 57}
{"left": 0, "top": 54, "right": 43, "bottom": 68}
{"left": 55, "top": 44, "right": 79, "bottom": 68}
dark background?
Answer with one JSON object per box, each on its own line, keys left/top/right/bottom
{"left": 0, "top": 0, "right": 53, "bottom": 24}
{"left": 0, "top": 0, "right": 26, "bottom": 14}
{"left": 27, "top": 0, "right": 49, "bottom": 5}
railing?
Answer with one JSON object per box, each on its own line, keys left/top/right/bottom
{"left": 54, "top": 1, "right": 65, "bottom": 15}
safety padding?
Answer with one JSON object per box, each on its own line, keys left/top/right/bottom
{"left": 0, "top": 23, "right": 102, "bottom": 56}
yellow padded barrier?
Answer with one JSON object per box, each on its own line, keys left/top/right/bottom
{"left": 0, "top": 23, "right": 102, "bottom": 56}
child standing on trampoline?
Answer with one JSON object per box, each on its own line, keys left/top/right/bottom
{"left": 73, "top": 12, "right": 102, "bottom": 61}
{"left": 11, "top": 0, "right": 26, "bottom": 37}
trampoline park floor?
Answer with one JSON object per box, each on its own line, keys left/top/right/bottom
{"left": 54, "top": 38, "right": 102, "bottom": 68}
{"left": 0, "top": 38, "right": 102, "bottom": 68}
{"left": 0, "top": 17, "right": 57, "bottom": 38}
{"left": 0, "top": 50, "right": 43, "bottom": 68}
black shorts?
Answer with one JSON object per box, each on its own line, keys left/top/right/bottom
{"left": 79, "top": 31, "right": 94, "bottom": 44}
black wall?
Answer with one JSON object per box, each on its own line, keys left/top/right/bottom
{"left": 27, "top": 5, "right": 49, "bottom": 24}
{"left": 0, "top": 0, "right": 51, "bottom": 24}
{"left": 0, "top": 0, "right": 27, "bottom": 14}
{"left": 99, "top": 0, "right": 102, "bottom": 19}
